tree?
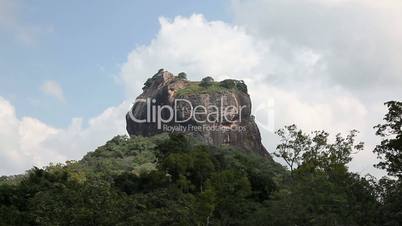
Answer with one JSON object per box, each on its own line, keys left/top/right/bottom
{"left": 274, "top": 125, "right": 363, "bottom": 173}
{"left": 377, "top": 178, "right": 402, "bottom": 225}
{"left": 274, "top": 124, "right": 311, "bottom": 173}
{"left": 177, "top": 72, "right": 188, "bottom": 80}
{"left": 219, "top": 79, "right": 237, "bottom": 89}
{"left": 236, "top": 80, "right": 248, "bottom": 93}
{"left": 200, "top": 76, "right": 214, "bottom": 88}
{"left": 374, "top": 101, "right": 402, "bottom": 226}
{"left": 270, "top": 125, "right": 377, "bottom": 226}
{"left": 374, "top": 101, "right": 402, "bottom": 178}
{"left": 206, "top": 170, "right": 253, "bottom": 225}
{"left": 143, "top": 78, "right": 153, "bottom": 89}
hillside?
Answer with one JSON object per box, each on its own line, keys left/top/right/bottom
{"left": 0, "top": 133, "right": 286, "bottom": 225}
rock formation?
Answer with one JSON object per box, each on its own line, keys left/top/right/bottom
{"left": 126, "top": 69, "right": 269, "bottom": 157}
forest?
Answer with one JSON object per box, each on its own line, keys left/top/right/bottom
{"left": 0, "top": 101, "right": 401, "bottom": 226}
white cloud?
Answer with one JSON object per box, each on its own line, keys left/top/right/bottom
{"left": 0, "top": 97, "right": 61, "bottom": 175}
{"left": 42, "top": 101, "right": 129, "bottom": 162}
{"left": 231, "top": 0, "right": 402, "bottom": 92}
{"left": 0, "top": 96, "right": 129, "bottom": 175}
{"left": 40, "top": 80, "right": 65, "bottom": 102}
{"left": 120, "top": 14, "right": 264, "bottom": 98}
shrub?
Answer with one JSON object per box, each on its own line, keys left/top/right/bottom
{"left": 220, "top": 79, "right": 237, "bottom": 89}
{"left": 236, "top": 80, "right": 248, "bottom": 93}
{"left": 200, "top": 76, "right": 214, "bottom": 87}
{"left": 143, "top": 78, "right": 153, "bottom": 89}
{"left": 177, "top": 72, "right": 188, "bottom": 80}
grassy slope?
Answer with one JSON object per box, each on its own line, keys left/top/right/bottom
{"left": 175, "top": 81, "right": 232, "bottom": 97}
{"left": 1, "top": 133, "right": 285, "bottom": 185}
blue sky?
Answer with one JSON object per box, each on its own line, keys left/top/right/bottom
{"left": 0, "top": 0, "right": 230, "bottom": 127}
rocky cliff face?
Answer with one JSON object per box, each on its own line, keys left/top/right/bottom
{"left": 126, "top": 70, "right": 269, "bottom": 157}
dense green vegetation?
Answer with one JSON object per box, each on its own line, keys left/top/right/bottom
{"left": 176, "top": 81, "right": 228, "bottom": 97}
{"left": 177, "top": 72, "right": 188, "bottom": 80}
{"left": 0, "top": 101, "right": 401, "bottom": 226}
{"left": 176, "top": 78, "right": 248, "bottom": 97}
{"left": 0, "top": 133, "right": 285, "bottom": 226}
{"left": 143, "top": 72, "right": 248, "bottom": 96}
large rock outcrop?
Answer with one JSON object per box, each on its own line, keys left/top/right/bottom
{"left": 126, "top": 70, "right": 269, "bottom": 157}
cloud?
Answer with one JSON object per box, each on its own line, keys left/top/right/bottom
{"left": 0, "top": 96, "right": 129, "bottom": 175}
{"left": 42, "top": 101, "right": 129, "bottom": 162}
{"left": 120, "top": 14, "right": 264, "bottom": 98}
{"left": 231, "top": 0, "right": 402, "bottom": 92}
{"left": 0, "top": 97, "right": 61, "bottom": 175}
{"left": 40, "top": 80, "right": 65, "bottom": 102}
{"left": 119, "top": 13, "right": 391, "bottom": 177}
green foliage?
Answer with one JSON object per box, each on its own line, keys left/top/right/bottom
{"left": 200, "top": 76, "right": 215, "bottom": 87}
{"left": 143, "top": 78, "right": 153, "bottom": 89}
{"left": 274, "top": 124, "right": 364, "bottom": 174}
{"left": 271, "top": 125, "right": 379, "bottom": 226}
{"left": 78, "top": 134, "right": 165, "bottom": 178}
{"left": 175, "top": 81, "right": 226, "bottom": 97}
{"left": 236, "top": 80, "right": 248, "bottom": 93}
{"left": 374, "top": 101, "right": 402, "bottom": 226}
{"left": 176, "top": 78, "right": 248, "bottom": 97}
{"left": 377, "top": 178, "right": 402, "bottom": 225}
{"left": 374, "top": 101, "right": 402, "bottom": 178}
{"left": 177, "top": 72, "right": 188, "bottom": 80}
{"left": 219, "top": 79, "right": 248, "bottom": 93}
{"left": 0, "top": 133, "right": 281, "bottom": 225}
{"left": 219, "top": 79, "right": 237, "bottom": 89}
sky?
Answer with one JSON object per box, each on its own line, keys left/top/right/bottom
{"left": 0, "top": 0, "right": 401, "bottom": 177}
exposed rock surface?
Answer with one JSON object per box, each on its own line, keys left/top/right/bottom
{"left": 126, "top": 70, "right": 269, "bottom": 157}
